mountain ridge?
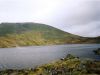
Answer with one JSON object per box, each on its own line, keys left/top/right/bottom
{"left": 0, "top": 22, "right": 100, "bottom": 48}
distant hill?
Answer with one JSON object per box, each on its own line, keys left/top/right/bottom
{"left": 0, "top": 23, "right": 100, "bottom": 48}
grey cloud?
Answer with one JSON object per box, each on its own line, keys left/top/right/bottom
{"left": 65, "top": 0, "right": 100, "bottom": 25}
{"left": 65, "top": 21, "right": 100, "bottom": 37}
{"left": 50, "top": 0, "right": 100, "bottom": 37}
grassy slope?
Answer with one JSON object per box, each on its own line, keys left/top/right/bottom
{"left": 0, "top": 23, "right": 100, "bottom": 48}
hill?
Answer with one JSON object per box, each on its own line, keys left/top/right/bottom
{"left": 0, "top": 22, "right": 100, "bottom": 48}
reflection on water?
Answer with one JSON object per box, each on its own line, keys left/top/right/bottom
{"left": 0, "top": 44, "right": 100, "bottom": 69}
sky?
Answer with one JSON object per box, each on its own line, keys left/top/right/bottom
{"left": 0, "top": 0, "right": 100, "bottom": 37}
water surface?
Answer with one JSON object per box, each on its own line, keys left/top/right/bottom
{"left": 0, "top": 44, "right": 100, "bottom": 69}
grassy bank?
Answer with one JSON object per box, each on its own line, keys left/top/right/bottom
{"left": 0, "top": 54, "right": 100, "bottom": 75}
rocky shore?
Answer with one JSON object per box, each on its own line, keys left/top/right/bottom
{"left": 0, "top": 54, "right": 100, "bottom": 75}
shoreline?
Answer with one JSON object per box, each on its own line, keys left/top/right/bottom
{"left": 0, "top": 54, "right": 100, "bottom": 75}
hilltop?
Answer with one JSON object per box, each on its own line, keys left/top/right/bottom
{"left": 0, "top": 23, "right": 100, "bottom": 48}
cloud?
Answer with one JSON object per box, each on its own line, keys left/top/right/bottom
{"left": 65, "top": 21, "right": 100, "bottom": 37}
{"left": 48, "top": 0, "right": 100, "bottom": 37}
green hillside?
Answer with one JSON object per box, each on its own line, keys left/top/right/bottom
{"left": 0, "top": 22, "right": 100, "bottom": 48}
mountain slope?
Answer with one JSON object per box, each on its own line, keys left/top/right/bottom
{"left": 0, "top": 23, "right": 100, "bottom": 48}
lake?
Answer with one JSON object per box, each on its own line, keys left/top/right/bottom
{"left": 0, "top": 44, "right": 100, "bottom": 69}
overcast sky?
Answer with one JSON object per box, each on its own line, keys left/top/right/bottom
{"left": 0, "top": 0, "right": 100, "bottom": 37}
